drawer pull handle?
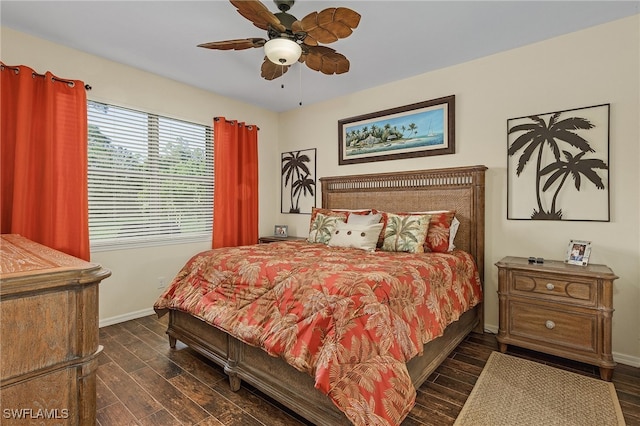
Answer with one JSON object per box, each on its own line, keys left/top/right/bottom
{"left": 545, "top": 320, "right": 555, "bottom": 330}
{"left": 546, "top": 283, "right": 555, "bottom": 290}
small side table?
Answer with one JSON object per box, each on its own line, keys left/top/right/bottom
{"left": 258, "top": 236, "right": 306, "bottom": 244}
{"left": 495, "top": 256, "right": 618, "bottom": 381}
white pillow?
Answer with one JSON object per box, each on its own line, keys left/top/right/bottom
{"left": 328, "top": 222, "right": 384, "bottom": 252}
{"left": 449, "top": 216, "right": 460, "bottom": 251}
{"left": 347, "top": 212, "right": 382, "bottom": 226}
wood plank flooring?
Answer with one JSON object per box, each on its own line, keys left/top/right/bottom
{"left": 97, "top": 314, "right": 640, "bottom": 425}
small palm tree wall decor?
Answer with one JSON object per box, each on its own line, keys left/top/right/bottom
{"left": 507, "top": 104, "right": 610, "bottom": 221}
{"left": 281, "top": 148, "right": 316, "bottom": 214}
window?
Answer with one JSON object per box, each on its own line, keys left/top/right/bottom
{"left": 87, "top": 101, "right": 213, "bottom": 249}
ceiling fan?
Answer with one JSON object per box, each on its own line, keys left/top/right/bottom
{"left": 198, "top": 0, "right": 361, "bottom": 81}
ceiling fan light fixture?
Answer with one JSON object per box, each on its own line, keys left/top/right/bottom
{"left": 264, "top": 38, "right": 302, "bottom": 65}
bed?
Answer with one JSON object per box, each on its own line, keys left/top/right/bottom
{"left": 154, "top": 165, "right": 487, "bottom": 425}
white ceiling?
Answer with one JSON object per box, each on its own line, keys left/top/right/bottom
{"left": 3, "top": 1, "right": 638, "bottom": 112}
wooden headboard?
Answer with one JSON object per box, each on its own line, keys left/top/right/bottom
{"left": 320, "top": 165, "right": 487, "bottom": 311}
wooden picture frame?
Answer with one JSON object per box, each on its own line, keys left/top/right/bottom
{"left": 338, "top": 95, "right": 455, "bottom": 165}
{"left": 565, "top": 239, "right": 591, "bottom": 266}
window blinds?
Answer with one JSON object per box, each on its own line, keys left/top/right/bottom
{"left": 87, "top": 101, "right": 213, "bottom": 249}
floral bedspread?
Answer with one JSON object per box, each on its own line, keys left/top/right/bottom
{"left": 154, "top": 241, "right": 482, "bottom": 426}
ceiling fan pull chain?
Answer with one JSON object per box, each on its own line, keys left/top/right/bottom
{"left": 298, "top": 64, "right": 303, "bottom": 106}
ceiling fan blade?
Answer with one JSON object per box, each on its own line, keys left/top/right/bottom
{"left": 230, "top": 0, "right": 286, "bottom": 33}
{"left": 261, "top": 58, "right": 289, "bottom": 80}
{"left": 293, "top": 7, "right": 361, "bottom": 46}
{"left": 198, "top": 38, "right": 266, "bottom": 50}
{"left": 301, "top": 46, "right": 350, "bottom": 75}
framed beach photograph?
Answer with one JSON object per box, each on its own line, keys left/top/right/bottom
{"left": 565, "top": 240, "right": 591, "bottom": 266}
{"left": 338, "top": 95, "right": 455, "bottom": 165}
{"left": 274, "top": 225, "right": 288, "bottom": 238}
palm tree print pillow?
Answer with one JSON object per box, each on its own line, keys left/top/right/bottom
{"left": 308, "top": 207, "right": 369, "bottom": 233}
{"left": 381, "top": 213, "right": 431, "bottom": 253}
{"left": 373, "top": 210, "right": 455, "bottom": 252}
{"left": 308, "top": 213, "right": 346, "bottom": 244}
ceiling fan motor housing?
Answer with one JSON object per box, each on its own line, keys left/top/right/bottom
{"left": 274, "top": 12, "right": 297, "bottom": 31}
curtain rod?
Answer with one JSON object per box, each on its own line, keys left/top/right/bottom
{"left": 214, "top": 117, "right": 259, "bottom": 131}
{"left": 0, "top": 64, "right": 92, "bottom": 91}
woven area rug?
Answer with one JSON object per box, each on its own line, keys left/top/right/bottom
{"left": 454, "top": 351, "right": 626, "bottom": 426}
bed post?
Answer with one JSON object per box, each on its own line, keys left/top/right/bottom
{"left": 471, "top": 166, "right": 486, "bottom": 333}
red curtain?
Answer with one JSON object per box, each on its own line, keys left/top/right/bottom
{"left": 1, "top": 63, "right": 90, "bottom": 260}
{"left": 212, "top": 117, "right": 259, "bottom": 248}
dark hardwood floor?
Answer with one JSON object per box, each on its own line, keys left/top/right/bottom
{"left": 97, "top": 314, "right": 640, "bottom": 425}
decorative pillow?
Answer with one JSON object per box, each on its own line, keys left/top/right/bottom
{"left": 347, "top": 212, "right": 382, "bottom": 226}
{"left": 448, "top": 216, "right": 460, "bottom": 251}
{"left": 328, "top": 222, "right": 384, "bottom": 252}
{"left": 423, "top": 210, "right": 456, "bottom": 253}
{"left": 308, "top": 213, "right": 346, "bottom": 244}
{"left": 308, "top": 207, "right": 369, "bottom": 232}
{"left": 380, "top": 213, "right": 431, "bottom": 253}
{"left": 373, "top": 209, "right": 457, "bottom": 252}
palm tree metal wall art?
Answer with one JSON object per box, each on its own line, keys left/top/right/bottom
{"left": 507, "top": 104, "right": 610, "bottom": 221}
{"left": 281, "top": 148, "right": 316, "bottom": 214}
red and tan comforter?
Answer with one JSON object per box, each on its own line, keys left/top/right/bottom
{"left": 154, "top": 240, "right": 482, "bottom": 425}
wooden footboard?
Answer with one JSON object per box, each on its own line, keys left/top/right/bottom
{"left": 166, "top": 307, "right": 479, "bottom": 425}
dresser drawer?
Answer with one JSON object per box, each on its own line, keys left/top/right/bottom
{"left": 508, "top": 300, "right": 597, "bottom": 353}
{"left": 511, "top": 272, "right": 596, "bottom": 306}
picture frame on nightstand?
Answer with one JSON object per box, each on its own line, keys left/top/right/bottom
{"left": 274, "top": 225, "right": 288, "bottom": 238}
{"left": 565, "top": 239, "right": 591, "bottom": 265}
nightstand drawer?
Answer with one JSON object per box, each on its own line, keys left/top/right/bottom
{"left": 511, "top": 273, "right": 596, "bottom": 306}
{"left": 509, "top": 300, "right": 596, "bottom": 353}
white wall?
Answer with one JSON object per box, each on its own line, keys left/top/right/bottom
{"left": 1, "top": 27, "right": 281, "bottom": 324}
{"left": 278, "top": 15, "right": 640, "bottom": 365}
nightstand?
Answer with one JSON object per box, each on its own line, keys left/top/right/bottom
{"left": 495, "top": 256, "right": 618, "bottom": 381}
{"left": 258, "top": 236, "right": 306, "bottom": 244}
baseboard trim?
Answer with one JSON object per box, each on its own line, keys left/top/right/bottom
{"left": 613, "top": 352, "right": 640, "bottom": 368}
{"left": 483, "top": 323, "right": 640, "bottom": 368}
{"left": 99, "top": 307, "right": 156, "bottom": 328}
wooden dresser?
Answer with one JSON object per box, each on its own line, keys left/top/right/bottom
{"left": 0, "top": 234, "right": 111, "bottom": 424}
{"left": 495, "top": 256, "right": 617, "bottom": 380}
